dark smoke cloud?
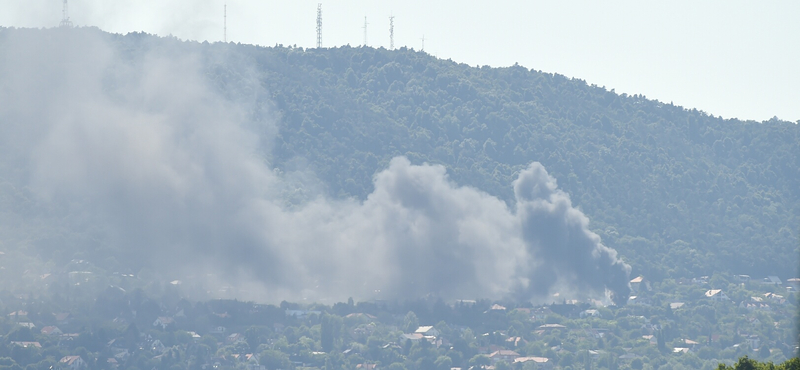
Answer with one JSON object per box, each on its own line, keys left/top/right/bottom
{"left": 0, "top": 28, "right": 630, "bottom": 304}
{"left": 513, "top": 163, "right": 632, "bottom": 305}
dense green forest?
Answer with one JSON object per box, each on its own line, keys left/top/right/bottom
{"left": 202, "top": 37, "right": 798, "bottom": 280}
{"left": 0, "top": 27, "right": 798, "bottom": 283}
{"left": 718, "top": 357, "right": 800, "bottom": 370}
{"left": 0, "top": 26, "right": 797, "bottom": 370}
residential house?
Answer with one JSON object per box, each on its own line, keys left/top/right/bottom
{"left": 7, "top": 310, "right": 28, "bottom": 320}
{"left": 630, "top": 276, "right": 652, "bottom": 292}
{"left": 153, "top": 317, "right": 174, "bottom": 329}
{"left": 580, "top": 309, "right": 601, "bottom": 318}
{"left": 536, "top": 324, "right": 566, "bottom": 331}
{"left": 488, "top": 350, "right": 520, "bottom": 364}
{"left": 585, "top": 329, "right": 606, "bottom": 339}
{"left": 112, "top": 349, "right": 130, "bottom": 362}
{"left": 415, "top": 326, "right": 440, "bottom": 338}
{"left": 455, "top": 299, "right": 477, "bottom": 307}
{"left": 11, "top": 342, "right": 42, "bottom": 348}
{"left": 187, "top": 331, "right": 202, "bottom": 342}
{"left": 740, "top": 297, "right": 771, "bottom": 311}
{"left": 227, "top": 333, "right": 245, "bottom": 344}
{"left": 477, "top": 345, "right": 504, "bottom": 355}
{"left": 762, "top": 276, "right": 783, "bottom": 285}
{"left": 245, "top": 354, "right": 265, "bottom": 370}
{"left": 506, "top": 336, "right": 528, "bottom": 348}
{"left": 402, "top": 333, "right": 424, "bottom": 342}
{"left": 705, "top": 289, "right": 730, "bottom": 302}
{"left": 669, "top": 302, "right": 685, "bottom": 310}
{"left": 683, "top": 339, "right": 700, "bottom": 351}
{"left": 515, "top": 357, "right": 553, "bottom": 370}
{"left": 345, "top": 313, "right": 378, "bottom": 320}
{"left": 59, "top": 356, "right": 87, "bottom": 370}
{"left": 627, "top": 296, "right": 652, "bottom": 306}
{"left": 59, "top": 334, "right": 79, "bottom": 347}
{"left": 734, "top": 275, "right": 751, "bottom": 282}
{"left": 42, "top": 326, "right": 63, "bottom": 336}
{"left": 54, "top": 313, "right": 72, "bottom": 325}
{"left": 285, "top": 309, "right": 321, "bottom": 319}
{"left": 106, "top": 358, "right": 118, "bottom": 369}
{"left": 151, "top": 340, "right": 167, "bottom": 353}
{"left": 747, "top": 335, "right": 760, "bottom": 349}
{"left": 764, "top": 293, "right": 786, "bottom": 305}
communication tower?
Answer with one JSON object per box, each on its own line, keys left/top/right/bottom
{"left": 389, "top": 15, "right": 395, "bottom": 50}
{"left": 224, "top": 2, "right": 227, "bottom": 42}
{"left": 59, "top": 0, "right": 73, "bottom": 28}
{"left": 316, "top": 4, "right": 323, "bottom": 48}
{"left": 421, "top": 35, "right": 425, "bottom": 52}
{"left": 362, "top": 16, "right": 369, "bottom": 46}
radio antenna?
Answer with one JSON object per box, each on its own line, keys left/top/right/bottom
{"left": 389, "top": 15, "right": 395, "bottom": 50}
{"left": 316, "top": 4, "right": 323, "bottom": 48}
{"left": 362, "top": 16, "right": 369, "bottom": 46}
{"left": 224, "top": 2, "right": 227, "bottom": 42}
{"left": 59, "top": 0, "right": 73, "bottom": 28}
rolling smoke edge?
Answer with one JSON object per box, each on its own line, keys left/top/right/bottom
{"left": 0, "top": 28, "right": 631, "bottom": 304}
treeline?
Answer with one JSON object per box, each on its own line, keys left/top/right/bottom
{"left": 717, "top": 357, "right": 800, "bottom": 370}
{"left": 1, "top": 27, "right": 798, "bottom": 281}
{"left": 206, "top": 39, "right": 799, "bottom": 280}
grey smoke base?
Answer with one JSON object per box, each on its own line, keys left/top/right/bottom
{"left": 0, "top": 28, "right": 630, "bottom": 304}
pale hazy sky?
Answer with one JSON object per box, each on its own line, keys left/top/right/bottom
{"left": 2, "top": 0, "right": 798, "bottom": 122}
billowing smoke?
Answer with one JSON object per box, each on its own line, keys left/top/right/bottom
{"left": 0, "top": 28, "right": 630, "bottom": 304}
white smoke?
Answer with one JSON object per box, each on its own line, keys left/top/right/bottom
{"left": 0, "top": 28, "right": 630, "bottom": 304}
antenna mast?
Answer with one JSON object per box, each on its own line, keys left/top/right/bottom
{"left": 60, "top": 0, "right": 73, "bottom": 28}
{"left": 362, "top": 16, "right": 369, "bottom": 46}
{"left": 316, "top": 4, "right": 323, "bottom": 48}
{"left": 389, "top": 15, "right": 395, "bottom": 50}
{"left": 224, "top": 3, "right": 227, "bottom": 42}
{"left": 421, "top": 35, "right": 425, "bottom": 52}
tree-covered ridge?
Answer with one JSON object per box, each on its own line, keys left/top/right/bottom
{"left": 1, "top": 27, "right": 797, "bottom": 282}
{"left": 717, "top": 356, "right": 799, "bottom": 370}
{"left": 207, "top": 41, "right": 797, "bottom": 280}
{"left": 0, "top": 265, "right": 795, "bottom": 370}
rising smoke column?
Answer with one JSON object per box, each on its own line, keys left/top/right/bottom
{"left": 0, "top": 27, "right": 631, "bottom": 304}
{"left": 511, "top": 163, "right": 632, "bottom": 305}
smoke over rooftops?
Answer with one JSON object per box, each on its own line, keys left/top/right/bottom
{"left": 0, "top": 28, "right": 630, "bottom": 304}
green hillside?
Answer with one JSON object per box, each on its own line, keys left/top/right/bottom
{"left": 2, "top": 28, "right": 799, "bottom": 281}
{"left": 217, "top": 41, "right": 798, "bottom": 279}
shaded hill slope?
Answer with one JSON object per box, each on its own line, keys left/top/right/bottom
{"left": 1, "top": 28, "right": 797, "bottom": 282}
{"left": 240, "top": 42, "right": 799, "bottom": 280}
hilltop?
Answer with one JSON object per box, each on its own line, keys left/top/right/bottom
{"left": 0, "top": 27, "right": 797, "bottom": 286}
{"left": 216, "top": 34, "right": 798, "bottom": 279}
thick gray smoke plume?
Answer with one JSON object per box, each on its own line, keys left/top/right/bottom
{"left": 0, "top": 28, "right": 630, "bottom": 304}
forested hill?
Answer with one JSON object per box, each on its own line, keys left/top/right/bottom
{"left": 4, "top": 28, "right": 800, "bottom": 281}
{"left": 229, "top": 39, "right": 799, "bottom": 280}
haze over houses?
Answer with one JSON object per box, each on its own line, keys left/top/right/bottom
{"left": 0, "top": 269, "right": 794, "bottom": 369}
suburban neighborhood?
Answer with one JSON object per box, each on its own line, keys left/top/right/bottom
{"left": 0, "top": 264, "right": 795, "bottom": 370}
